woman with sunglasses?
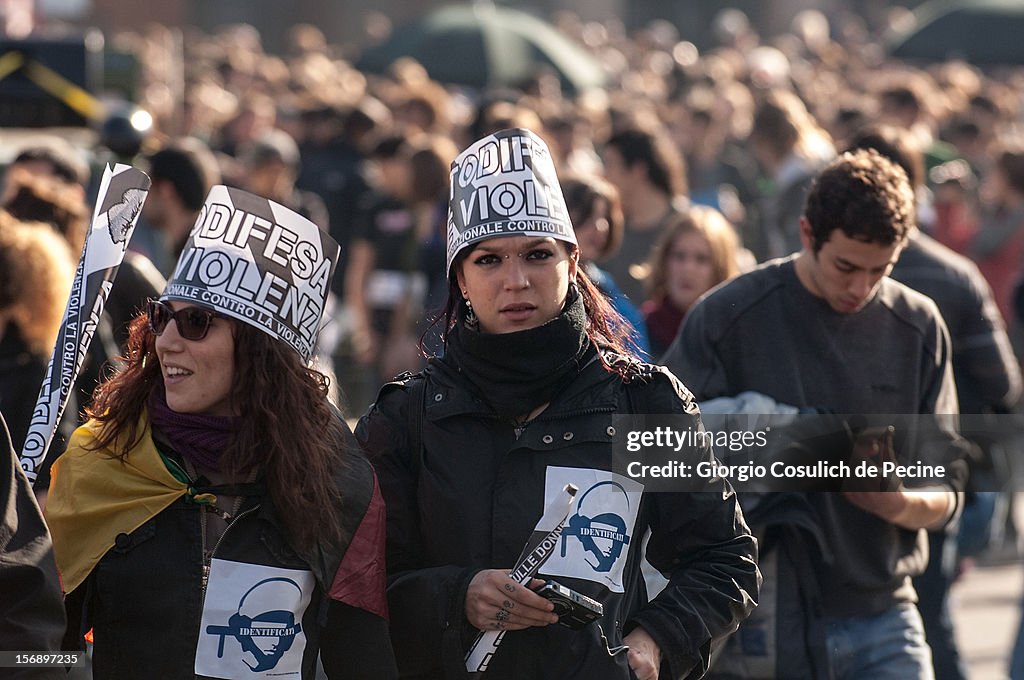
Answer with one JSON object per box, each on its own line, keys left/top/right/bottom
{"left": 356, "top": 130, "right": 757, "bottom": 680}
{"left": 46, "top": 186, "right": 398, "bottom": 680}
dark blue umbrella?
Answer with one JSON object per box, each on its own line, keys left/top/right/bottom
{"left": 356, "top": 4, "right": 606, "bottom": 94}
{"left": 888, "top": 0, "right": 1024, "bottom": 65}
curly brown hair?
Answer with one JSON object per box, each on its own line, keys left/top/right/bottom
{"left": 86, "top": 313, "right": 343, "bottom": 550}
{"left": 803, "top": 148, "right": 915, "bottom": 252}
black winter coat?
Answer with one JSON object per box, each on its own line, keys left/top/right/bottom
{"left": 60, "top": 423, "right": 397, "bottom": 680}
{"left": 1, "top": 414, "right": 66, "bottom": 680}
{"left": 356, "top": 353, "right": 759, "bottom": 680}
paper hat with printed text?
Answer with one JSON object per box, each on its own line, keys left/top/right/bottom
{"left": 161, "top": 185, "right": 339, "bottom": 362}
{"left": 446, "top": 128, "right": 576, "bottom": 275}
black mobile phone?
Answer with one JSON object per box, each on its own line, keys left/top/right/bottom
{"left": 536, "top": 580, "right": 604, "bottom": 630}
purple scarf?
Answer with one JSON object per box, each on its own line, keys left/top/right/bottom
{"left": 148, "top": 387, "right": 239, "bottom": 472}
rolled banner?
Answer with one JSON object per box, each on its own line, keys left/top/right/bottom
{"left": 20, "top": 164, "right": 151, "bottom": 481}
{"left": 464, "top": 483, "right": 577, "bottom": 674}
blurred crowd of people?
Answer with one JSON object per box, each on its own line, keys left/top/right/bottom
{"left": 49, "top": 7, "right": 1022, "bottom": 412}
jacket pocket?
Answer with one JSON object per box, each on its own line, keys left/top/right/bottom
{"left": 94, "top": 520, "right": 158, "bottom": 610}
{"left": 91, "top": 519, "right": 159, "bottom": 676}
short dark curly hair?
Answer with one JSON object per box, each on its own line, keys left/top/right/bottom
{"left": 803, "top": 148, "right": 915, "bottom": 252}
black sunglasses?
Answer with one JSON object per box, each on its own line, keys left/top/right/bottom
{"left": 147, "top": 300, "right": 226, "bottom": 341}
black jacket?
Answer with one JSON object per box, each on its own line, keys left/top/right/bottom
{"left": 61, "top": 422, "right": 397, "bottom": 680}
{"left": 356, "top": 354, "right": 759, "bottom": 680}
{"left": 1, "top": 414, "right": 66, "bottom": 680}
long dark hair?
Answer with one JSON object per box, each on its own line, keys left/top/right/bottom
{"left": 430, "top": 243, "right": 641, "bottom": 377}
{"left": 86, "top": 313, "right": 343, "bottom": 551}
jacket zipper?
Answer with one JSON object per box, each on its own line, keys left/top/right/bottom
{"left": 200, "top": 505, "right": 260, "bottom": 599}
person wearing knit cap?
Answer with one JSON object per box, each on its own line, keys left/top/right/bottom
{"left": 46, "top": 186, "right": 397, "bottom": 679}
{"left": 357, "top": 128, "right": 757, "bottom": 680}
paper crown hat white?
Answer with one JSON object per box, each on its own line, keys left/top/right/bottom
{"left": 446, "top": 128, "right": 576, "bottom": 275}
{"left": 161, "top": 185, "right": 339, "bottom": 362}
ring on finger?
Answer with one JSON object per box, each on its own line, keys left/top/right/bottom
{"left": 496, "top": 608, "right": 510, "bottom": 622}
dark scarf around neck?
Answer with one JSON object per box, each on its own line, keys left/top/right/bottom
{"left": 148, "top": 386, "right": 239, "bottom": 472}
{"left": 444, "top": 286, "right": 594, "bottom": 419}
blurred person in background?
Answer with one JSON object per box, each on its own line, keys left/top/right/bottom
{"left": 969, "top": 143, "right": 1024, "bottom": 326}
{"left": 877, "top": 80, "right": 959, "bottom": 174}
{"left": 747, "top": 88, "right": 835, "bottom": 258}
{"left": 642, "top": 206, "right": 741, "bottom": 359}
{"left": 0, "top": 140, "right": 89, "bottom": 207}
{"left": 213, "top": 93, "right": 277, "bottom": 159}
{"left": 296, "top": 102, "right": 384, "bottom": 299}
{"left": 471, "top": 97, "right": 546, "bottom": 145}
{"left": 3, "top": 171, "right": 88, "bottom": 256}
{"left": 237, "top": 128, "right": 329, "bottom": 231}
{"left": 545, "top": 108, "right": 603, "bottom": 177}
{"left": 0, "top": 214, "right": 76, "bottom": 491}
{"left": 928, "top": 160, "right": 979, "bottom": 256}
{"left": 392, "top": 80, "right": 452, "bottom": 137}
{"left": 345, "top": 133, "right": 418, "bottom": 410}
{"left": 669, "top": 89, "right": 762, "bottom": 257}
{"left": 407, "top": 135, "right": 459, "bottom": 334}
{"left": 135, "top": 137, "right": 222, "bottom": 277}
{"left": 601, "top": 124, "right": 689, "bottom": 302}
{"left": 560, "top": 174, "right": 650, "bottom": 356}
{"left": 344, "top": 134, "right": 456, "bottom": 409}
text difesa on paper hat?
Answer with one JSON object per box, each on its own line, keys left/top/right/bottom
{"left": 446, "top": 128, "right": 576, "bottom": 274}
{"left": 161, "top": 185, "right": 339, "bottom": 362}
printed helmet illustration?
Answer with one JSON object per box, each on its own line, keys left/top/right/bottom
{"left": 561, "top": 481, "right": 632, "bottom": 573}
{"left": 207, "top": 577, "right": 305, "bottom": 672}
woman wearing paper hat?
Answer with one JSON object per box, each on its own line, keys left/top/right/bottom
{"left": 357, "top": 129, "right": 758, "bottom": 680}
{"left": 46, "top": 186, "right": 398, "bottom": 679}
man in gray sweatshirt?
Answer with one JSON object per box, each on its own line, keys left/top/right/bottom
{"left": 664, "top": 149, "right": 964, "bottom": 680}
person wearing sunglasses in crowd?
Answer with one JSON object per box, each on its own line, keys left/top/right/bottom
{"left": 45, "top": 186, "right": 398, "bottom": 680}
{"left": 356, "top": 129, "right": 758, "bottom": 680}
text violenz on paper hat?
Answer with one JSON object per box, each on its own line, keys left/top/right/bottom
{"left": 161, "top": 185, "right": 339, "bottom": 362}
{"left": 446, "top": 128, "right": 576, "bottom": 275}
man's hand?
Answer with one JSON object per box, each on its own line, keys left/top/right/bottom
{"left": 842, "top": 490, "right": 909, "bottom": 523}
{"left": 624, "top": 626, "right": 662, "bottom": 680}
{"left": 464, "top": 570, "right": 558, "bottom": 632}
{"left": 842, "top": 488, "right": 956, "bottom": 530}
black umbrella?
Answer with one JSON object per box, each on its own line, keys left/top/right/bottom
{"left": 888, "top": 0, "right": 1024, "bottom": 65}
{"left": 356, "top": 4, "right": 606, "bottom": 94}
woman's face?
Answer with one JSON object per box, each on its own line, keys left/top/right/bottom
{"left": 374, "top": 157, "right": 412, "bottom": 200}
{"left": 665, "top": 230, "right": 716, "bottom": 311}
{"left": 154, "top": 301, "right": 237, "bottom": 416}
{"left": 574, "top": 198, "right": 611, "bottom": 263}
{"left": 456, "top": 235, "right": 578, "bottom": 334}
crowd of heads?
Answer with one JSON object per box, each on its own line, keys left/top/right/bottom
{"left": 4, "top": 5, "right": 1024, "bottom": 402}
